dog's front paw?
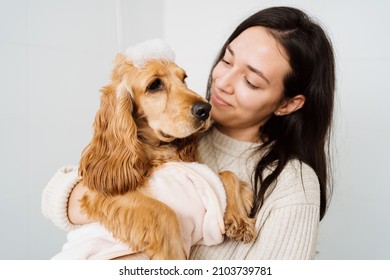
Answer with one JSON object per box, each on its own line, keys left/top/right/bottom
{"left": 224, "top": 212, "right": 256, "bottom": 243}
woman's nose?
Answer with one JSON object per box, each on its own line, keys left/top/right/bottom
{"left": 215, "top": 68, "right": 235, "bottom": 95}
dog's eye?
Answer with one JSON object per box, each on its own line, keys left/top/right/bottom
{"left": 147, "top": 78, "right": 164, "bottom": 93}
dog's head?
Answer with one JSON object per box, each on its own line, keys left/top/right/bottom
{"left": 80, "top": 39, "right": 211, "bottom": 195}
{"left": 112, "top": 39, "right": 211, "bottom": 143}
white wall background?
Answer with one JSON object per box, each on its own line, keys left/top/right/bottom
{"left": 0, "top": 0, "right": 389, "bottom": 259}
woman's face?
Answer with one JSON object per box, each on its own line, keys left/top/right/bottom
{"left": 210, "top": 26, "right": 291, "bottom": 142}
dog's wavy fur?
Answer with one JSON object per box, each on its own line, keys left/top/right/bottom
{"left": 78, "top": 54, "right": 255, "bottom": 259}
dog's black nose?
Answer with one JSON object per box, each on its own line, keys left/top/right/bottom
{"left": 191, "top": 102, "right": 211, "bottom": 121}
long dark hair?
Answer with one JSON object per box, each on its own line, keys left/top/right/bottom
{"left": 206, "top": 6, "right": 335, "bottom": 220}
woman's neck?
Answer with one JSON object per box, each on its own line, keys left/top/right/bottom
{"left": 214, "top": 124, "right": 261, "bottom": 143}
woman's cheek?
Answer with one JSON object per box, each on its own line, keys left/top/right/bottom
{"left": 212, "top": 63, "right": 224, "bottom": 80}
{"left": 235, "top": 85, "right": 258, "bottom": 110}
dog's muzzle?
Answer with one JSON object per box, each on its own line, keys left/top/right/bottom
{"left": 191, "top": 102, "right": 211, "bottom": 122}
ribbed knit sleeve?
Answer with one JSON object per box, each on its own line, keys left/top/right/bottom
{"left": 41, "top": 166, "right": 82, "bottom": 231}
{"left": 190, "top": 204, "right": 319, "bottom": 260}
{"left": 246, "top": 205, "right": 319, "bottom": 259}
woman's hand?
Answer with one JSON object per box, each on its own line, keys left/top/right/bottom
{"left": 68, "top": 181, "right": 93, "bottom": 225}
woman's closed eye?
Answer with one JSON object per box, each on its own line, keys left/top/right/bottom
{"left": 244, "top": 77, "right": 261, "bottom": 90}
{"left": 221, "top": 57, "right": 232, "bottom": 66}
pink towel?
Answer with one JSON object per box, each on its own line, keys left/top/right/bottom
{"left": 52, "top": 162, "right": 226, "bottom": 259}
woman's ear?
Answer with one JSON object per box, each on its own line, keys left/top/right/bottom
{"left": 274, "top": 94, "right": 306, "bottom": 116}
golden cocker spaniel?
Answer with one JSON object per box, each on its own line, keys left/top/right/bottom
{"left": 78, "top": 39, "right": 255, "bottom": 259}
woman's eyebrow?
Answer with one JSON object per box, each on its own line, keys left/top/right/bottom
{"left": 227, "top": 45, "right": 234, "bottom": 56}
{"left": 247, "top": 65, "right": 270, "bottom": 85}
{"left": 227, "top": 45, "right": 270, "bottom": 85}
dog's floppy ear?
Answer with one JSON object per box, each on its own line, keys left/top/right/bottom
{"left": 79, "top": 55, "right": 147, "bottom": 196}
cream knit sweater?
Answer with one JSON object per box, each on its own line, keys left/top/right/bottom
{"left": 42, "top": 127, "right": 320, "bottom": 260}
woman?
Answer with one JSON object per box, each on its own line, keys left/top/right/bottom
{"left": 42, "top": 6, "right": 335, "bottom": 259}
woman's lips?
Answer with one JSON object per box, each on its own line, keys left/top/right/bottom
{"left": 211, "top": 91, "right": 232, "bottom": 107}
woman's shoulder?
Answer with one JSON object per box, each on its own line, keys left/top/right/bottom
{"left": 281, "top": 159, "right": 319, "bottom": 188}
{"left": 266, "top": 159, "right": 320, "bottom": 208}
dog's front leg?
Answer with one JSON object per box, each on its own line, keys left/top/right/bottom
{"left": 81, "top": 190, "right": 187, "bottom": 260}
{"left": 219, "top": 171, "right": 256, "bottom": 243}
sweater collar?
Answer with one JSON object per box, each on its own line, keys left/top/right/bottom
{"left": 209, "top": 127, "right": 262, "bottom": 158}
